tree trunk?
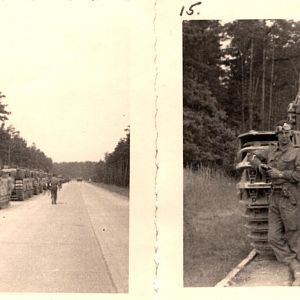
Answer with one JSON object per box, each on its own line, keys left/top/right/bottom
{"left": 253, "top": 75, "right": 260, "bottom": 99}
{"left": 261, "top": 45, "right": 266, "bottom": 130}
{"left": 248, "top": 38, "right": 254, "bottom": 130}
{"left": 240, "top": 53, "right": 245, "bottom": 132}
{"left": 268, "top": 45, "right": 275, "bottom": 130}
{"left": 124, "top": 158, "right": 129, "bottom": 186}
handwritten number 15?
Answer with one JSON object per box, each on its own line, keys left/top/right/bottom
{"left": 180, "top": 2, "right": 202, "bottom": 16}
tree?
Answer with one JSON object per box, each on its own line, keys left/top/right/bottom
{"left": 183, "top": 80, "right": 236, "bottom": 170}
{"left": 183, "top": 20, "right": 237, "bottom": 171}
{"left": 0, "top": 92, "right": 10, "bottom": 122}
{"left": 95, "top": 127, "right": 130, "bottom": 186}
{"left": 0, "top": 92, "right": 52, "bottom": 170}
{"left": 183, "top": 19, "right": 300, "bottom": 173}
{"left": 223, "top": 19, "right": 300, "bottom": 131}
{"left": 53, "top": 127, "right": 130, "bottom": 187}
{"left": 53, "top": 161, "right": 97, "bottom": 180}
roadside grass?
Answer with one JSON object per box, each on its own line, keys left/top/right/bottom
{"left": 89, "top": 182, "right": 129, "bottom": 198}
{"left": 184, "top": 168, "right": 251, "bottom": 287}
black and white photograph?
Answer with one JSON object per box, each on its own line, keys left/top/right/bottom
{"left": 0, "top": 2, "right": 129, "bottom": 293}
{"left": 183, "top": 19, "right": 300, "bottom": 287}
{"left": 4, "top": 0, "right": 300, "bottom": 298}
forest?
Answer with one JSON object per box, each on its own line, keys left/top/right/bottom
{"left": 53, "top": 128, "right": 130, "bottom": 187}
{"left": 94, "top": 127, "right": 130, "bottom": 187}
{"left": 0, "top": 91, "right": 129, "bottom": 187}
{"left": 0, "top": 92, "right": 52, "bottom": 171}
{"left": 183, "top": 19, "right": 300, "bottom": 172}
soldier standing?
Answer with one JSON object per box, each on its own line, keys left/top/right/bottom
{"left": 249, "top": 120, "right": 300, "bottom": 286}
{"left": 49, "top": 174, "right": 59, "bottom": 205}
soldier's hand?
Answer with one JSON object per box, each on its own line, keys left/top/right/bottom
{"left": 266, "top": 167, "right": 281, "bottom": 178}
{"left": 258, "top": 163, "right": 269, "bottom": 174}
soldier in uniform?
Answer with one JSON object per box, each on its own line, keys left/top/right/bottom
{"left": 49, "top": 174, "right": 59, "bottom": 205}
{"left": 248, "top": 120, "right": 300, "bottom": 285}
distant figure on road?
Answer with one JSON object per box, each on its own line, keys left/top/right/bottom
{"left": 49, "top": 174, "right": 59, "bottom": 205}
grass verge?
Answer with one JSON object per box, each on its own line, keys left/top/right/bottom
{"left": 184, "top": 168, "right": 251, "bottom": 286}
{"left": 89, "top": 181, "right": 129, "bottom": 198}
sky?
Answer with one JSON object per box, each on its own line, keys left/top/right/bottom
{"left": 0, "top": 1, "right": 130, "bottom": 163}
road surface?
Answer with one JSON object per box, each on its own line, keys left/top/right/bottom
{"left": 230, "top": 253, "right": 291, "bottom": 286}
{"left": 0, "top": 181, "right": 129, "bottom": 293}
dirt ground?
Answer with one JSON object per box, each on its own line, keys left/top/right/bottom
{"left": 229, "top": 253, "right": 291, "bottom": 287}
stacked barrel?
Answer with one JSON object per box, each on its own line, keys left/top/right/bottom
{"left": 12, "top": 169, "right": 32, "bottom": 200}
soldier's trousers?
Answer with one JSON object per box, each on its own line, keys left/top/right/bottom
{"left": 51, "top": 189, "right": 57, "bottom": 204}
{"left": 268, "top": 189, "right": 300, "bottom": 265}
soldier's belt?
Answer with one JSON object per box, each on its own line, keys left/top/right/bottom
{"left": 272, "top": 185, "right": 293, "bottom": 198}
{"left": 272, "top": 185, "right": 283, "bottom": 190}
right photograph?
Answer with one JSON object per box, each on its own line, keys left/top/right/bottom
{"left": 183, "top": 19, "right": 300, "bottom": 287}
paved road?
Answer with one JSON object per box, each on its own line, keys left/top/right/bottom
{"left": 0, "top": 181, "right": 129, "bottom": 293}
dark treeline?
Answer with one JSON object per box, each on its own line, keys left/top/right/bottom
{"left": 52, "top": 161, "right": 97, "bottom": 180}
{"left": 95, "top": 128, "right": 130, "bottom": 187}
{"left": 0, "top": 92, "right": 129, "bottom": 186}
{"left": 0, "top": 93, "right": 52, "bottom": 171}
{"left": 183, "top": 19, "right": 300, "bottom": 172}
{"left": 53, "top": 128, "right": 130, "bottom": 187}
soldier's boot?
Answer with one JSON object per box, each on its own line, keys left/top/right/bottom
{"left": 289, "top": 259, "right": 300, "bottom": 286}
{"left": 283, "top": 269, "right": 294, "bottom": 286}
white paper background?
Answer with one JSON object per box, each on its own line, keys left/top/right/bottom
{"left": 3, "top": 0, "right": 300, "bottom": 300}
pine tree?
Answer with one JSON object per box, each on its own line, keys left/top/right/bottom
{"left": 183, "top": 21, "right": 236, "bottom": 171}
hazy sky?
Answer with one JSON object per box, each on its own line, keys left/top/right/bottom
{"left": 0, "top": 1, "right": 129, "bottom": 163}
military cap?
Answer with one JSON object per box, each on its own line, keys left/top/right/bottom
{"left": 275, "top": 119, "right": 292, "bottom": 134}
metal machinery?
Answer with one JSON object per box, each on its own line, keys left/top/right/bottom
{"left": 25, "top": 169, "right": 34, "bottom": 199}
{"left": 40, "top": 173, "right": 49, "bottom": 192}
{"left": 37, "top": 171, "right": 45, "bottom": 193}
{"left": 32, "top": 171, "right": 43, "bottom": 195}
{"left": 9, "top": 168, "right": 34, "bottom": 201}
{"left": 0, "top": 167, "right": 62, "bottom": 205}
{"left": 0, "top": 168, "right": 15, "bottom": 208}
{"left": 236, "top": 92, "right": 300, "bottom": 254}
{"left": 38, "top": 171, "right": 44, "bottom": 193}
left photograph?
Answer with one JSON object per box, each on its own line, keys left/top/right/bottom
{"left": 0, "top": 2, "right": 129, "bottom": 293}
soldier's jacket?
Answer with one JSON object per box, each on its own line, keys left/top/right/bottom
{"left": 250, "top": 143, "right": 300, "bottom": 186}
{"left": 248, "top": 144, "right": 300, "bottom": 214}
{"left": 49, "top": 177, "right": 59, "bottom": 191}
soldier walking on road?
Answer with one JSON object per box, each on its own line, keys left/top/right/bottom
{"left": 49, "top": 174, "right": 59, "bottom": 205}
{"left": 248, "top": 120, "right": 300, "bottom": 286}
